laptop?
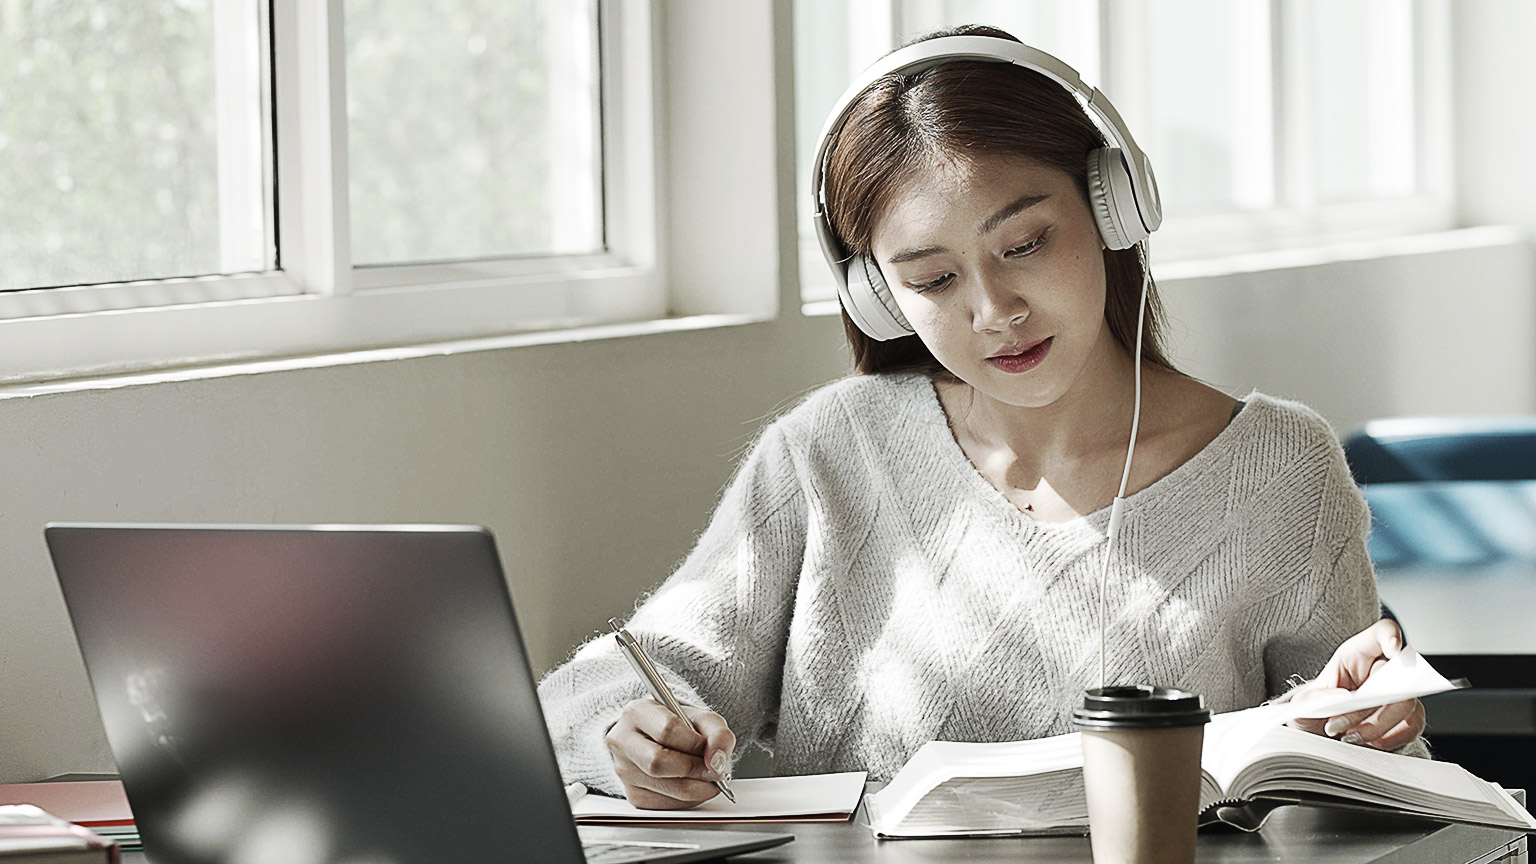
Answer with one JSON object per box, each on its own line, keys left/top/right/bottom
{"left": 44, "top": 523, "right": 792, "bottom": 864}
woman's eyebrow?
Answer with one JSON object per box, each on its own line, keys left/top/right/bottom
{"left": 887, "top": 245, "right": 946, "bottom": 264}
{"left": 979, "top": 193, "right": 1050, "bottom": 235}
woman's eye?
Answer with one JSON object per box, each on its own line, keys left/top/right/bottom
{"left": 1005, "top": 234, "right": 1047, "bottom": 258}
{"left": 906, "top": 273, "right": 954, "bottom": 293}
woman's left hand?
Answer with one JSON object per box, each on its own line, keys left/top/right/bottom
{"left": 1287, "top": 618, "right": 1426, "bottom": 750}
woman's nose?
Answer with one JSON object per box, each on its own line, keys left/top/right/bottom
{"left": 971, "top": 273, "right": 1028, "bottom": 333}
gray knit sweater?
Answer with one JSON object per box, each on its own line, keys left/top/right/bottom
{"left": 537, "top": 373, "right": 1385, "bottom": 794}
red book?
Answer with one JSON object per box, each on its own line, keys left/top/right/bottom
{"left": 0, "top": 804, "right": 120, "bottom": 862}
{"left": 0, "top": 781, "right": 133, "bottom": 831}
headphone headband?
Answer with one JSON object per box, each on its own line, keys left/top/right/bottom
{"left": 813, "top": 35, "right": 1161, "bottom": 249}
{"left": 812, "top": 35, "right": 1161, "bottom": 340}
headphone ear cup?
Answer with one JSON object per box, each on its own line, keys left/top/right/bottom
{"left": 843, "top": 254, "right": 916, "bottom": 341}
{"left": 1087, "top": 147, "right": 1148, "bottom": 250}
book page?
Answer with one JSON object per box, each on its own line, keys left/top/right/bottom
{"left": 874, "top": 770, "right": 1089, "bottom": 836}
{"left": 864, "top": 734, "right": 1083, "bottom": 835}
{"left": 570, "top": 771, "right": 867, "bottom": 823}
{"left": 1224, "top": 725, "right": 1536, "bottom": 830}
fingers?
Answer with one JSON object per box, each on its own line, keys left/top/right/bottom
{"left": 1369, "top": 701, "right": 1427, "bottom": 752}
{"left": 1333, "top": 699, "right": 1426, "bottom": 751}
{"left": 686, "top": 705, "right": 737, "bottom": 781}
{"left": 1293, "top": 697, "right": 1426, "bottom": 751}
{"left": 1287, "top": 621, "right": 1421, "bottom": 749}
{"left": 1286, "top": 684, "right": 1349, "bottom": 736}
{"left": 612, "top": 748, "right": 722, "bottom": 809}
{"left": 1322, "top": 707, "right": 1379, "bottom": 738}
{"left": 605, "top": 699, "right": 735, "bottom": 809}
{"left": 1330, "top": 620, "right": 1403, "bottom": 689}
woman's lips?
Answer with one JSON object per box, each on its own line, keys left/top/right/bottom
{"left": 987, "top": 337, "right": 1052, "bottom": 373}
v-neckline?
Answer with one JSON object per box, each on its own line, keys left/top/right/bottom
{"left": 915, "top": 376, "right": 1255, "bottom": 536}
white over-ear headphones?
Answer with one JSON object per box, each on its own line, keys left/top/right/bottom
{"left": 811, "top": 34, "right": 1162, "bottom": 340}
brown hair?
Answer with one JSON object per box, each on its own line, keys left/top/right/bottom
{"left": 820, "top": 25, "right": 1174, "bottom": 376}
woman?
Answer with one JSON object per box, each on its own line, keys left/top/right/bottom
{"left": 538, "top": 25, "right": 1424, "bottom": 810}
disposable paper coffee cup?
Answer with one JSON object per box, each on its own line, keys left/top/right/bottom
{"left": 1073, "top": 686, "right": 1211, "bottom": 864}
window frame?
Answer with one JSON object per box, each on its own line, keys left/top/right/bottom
{"left": 0, "top": 0, "right": 663, "bottom": 387}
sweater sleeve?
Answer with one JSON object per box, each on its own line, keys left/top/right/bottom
{"left": 1256, "top": 424, "right": 1432, "bottom": 758}
{"left": 1259, "top": 426, "right": 1381, "bottom": 696}
{"left": 536, "top": 423, "right": 808, "bottom": 794}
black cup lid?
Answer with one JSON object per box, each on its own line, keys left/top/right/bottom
{"left": 1072, "top": 685, "right": 1212, "bottom": 730}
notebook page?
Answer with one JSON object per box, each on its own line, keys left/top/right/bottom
{"left": 571, "top": 771, "right": 867, "bottom": 822}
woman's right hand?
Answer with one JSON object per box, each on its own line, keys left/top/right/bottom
{"left": 605, "top": 698, "right": 736, "bottom": 809}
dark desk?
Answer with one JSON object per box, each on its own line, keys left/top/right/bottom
{"left": 116, "top": 804, "right": 1530, "bottom": 863}
{"left": 706, "top": 807, "right": 1529, "bottom": 863}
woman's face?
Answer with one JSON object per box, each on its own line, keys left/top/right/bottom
{"left": 870, "top": 152, "right": 1119, "bottom": 409}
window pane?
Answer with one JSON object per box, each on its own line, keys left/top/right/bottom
{"left": 1302, "top": 0, "right": 1415, "bottom": 202}
{"left": 1138, "top": 0, "right": 1273, "bottom": 215}
{"left": 345, "top": 0, "right": 602, "bottom": 267}
{"left": 897, "top": 0, "right": 1098, "bottom": 77}
{"left": 0, "top": 1, "right": 272, "bottom": 292}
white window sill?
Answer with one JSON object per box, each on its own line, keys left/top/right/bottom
{"left": 1153, "top": 224, "right": 1523, "bottom": 280}
{"left": 0, "top": 305, "right": 768, "bottom": 399}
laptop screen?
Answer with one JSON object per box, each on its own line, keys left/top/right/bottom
{"left": 46, "top": 524, "right": 586, "bottom": 864}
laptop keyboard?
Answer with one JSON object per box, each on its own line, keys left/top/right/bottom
{"left": 583, "top": 840, "right": 701, "bottom": 863}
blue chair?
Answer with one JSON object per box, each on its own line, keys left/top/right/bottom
{"left": 1344, "top": 416, "right": 1536, "bottom": 483}
{"left": 1342, "top": 415, "right": 1536, "bottom": 789}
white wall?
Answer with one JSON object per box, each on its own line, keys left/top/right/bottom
{"left": 1160, "top": 228, "right": 1536, "bottom": 432}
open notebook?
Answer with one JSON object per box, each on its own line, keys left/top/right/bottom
{"left": 571, "top": 772, "right": 867, "bottom": 824}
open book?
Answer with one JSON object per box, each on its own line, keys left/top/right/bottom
{"left": 865, "top": 649, "right": 1536, "bottom": 838}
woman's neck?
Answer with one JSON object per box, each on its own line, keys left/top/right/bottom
{"left": 944, "top": 346, "right": 1142, "bottom": 474}
{"left": 935, "top": 348, "right": 1236, "bottom": 522}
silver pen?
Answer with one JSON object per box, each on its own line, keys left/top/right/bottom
{"left": 608, "top": 617, "right": 736, "bottom": 803}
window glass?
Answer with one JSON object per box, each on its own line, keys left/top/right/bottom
{"left": 1138, "top": 0, "right": 1273, "bottom": 215}
{"left": 0, "top": 0, "right": 272, "bottom": 292}
{"left": 897, "top": 0, "right": 1098, "bottom": 76}
{"left": 345, "top": 0, "right": 603, "bottom": 267}
{"left": 1303, "top": 0, "right": 1415, "bottom": 202}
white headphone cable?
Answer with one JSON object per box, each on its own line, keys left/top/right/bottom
{"left": 1099, "top": 237, "right": 1151, "bottom": 689}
